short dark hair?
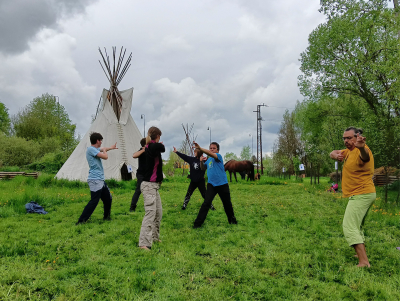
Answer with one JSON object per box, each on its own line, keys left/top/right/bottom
{"left": 345, "top": 127, "right": 363, "bottom": 135}
{"left": 90, "top": 132, "right": 103, "bottom": 144}
{"left": 210, "top": 142, "right": 220, "bottom": 151}
{"left": 140, "top": 138, "right": 146, "bottom": 147}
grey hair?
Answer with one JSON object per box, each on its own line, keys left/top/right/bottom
{"left": 345, "top": 127, "right": 363, "bottom": 135}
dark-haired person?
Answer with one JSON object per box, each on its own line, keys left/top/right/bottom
{"left": 76, "top": 132, "right": 117, "bottom": 224}
{"left": 130, "top": 138, "right": 147, "bottom": 212}
{"left": 139, "top": 126, "right": 165, "bottom": 250}
{"left": 330, "top": 127, "right": 376, "bottom": 267}
{"left": 193, "top": 141, "right": 237, "bottom": 228}
{"left": 173, "top": 146, "right": 215, "bottom": 211}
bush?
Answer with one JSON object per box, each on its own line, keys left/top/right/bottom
{"left": 0, "top": 135, "right": 40, "bottom": 166}
{"left": 0, "top": 166, "right": 21, "bottom": 172}
{"left": 28, "top": 151, "right": 68, "bottom": 173}
{"left": 388, "top": 180, "right": 400, "bottom": 191}
{"left": 105, "top": 179, "right": 135, "bottom": 190}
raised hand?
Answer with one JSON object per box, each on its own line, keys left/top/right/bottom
{"left": 200, "top": 156, "right": 207, "bottom": 162}
{"left": 173, "top": 146, "right": 177, "bottom": 153}
{"left": 354, "top": 133, "right": 366, "bottom": 149}
{"left": 193, "top": 141, "right": 200, "bottom": 150}
{"left": 337, "top": 151, "right": 345, "bottom": 161}
{"left": 110, "top": 142, "right": 118, "bottom": 150}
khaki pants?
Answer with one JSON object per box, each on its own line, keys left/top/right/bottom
{"left": 139, "top": 181, "right": 162, "bottom": 247}
{"left": 342, "top": 192, "right": 376, "bottom": 246}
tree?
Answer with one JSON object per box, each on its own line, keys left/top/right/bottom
{"left": 12, "top": 93, "right": 77, "bottom": 151}
{"left": 0, "top": 102, "right": 11, "bottom": 135}
{"left": 262, "top": 154, "right": 274, "bottom": 175}
{"left": 224, "top": 152, "right": 240, "bottom": 162}
{"left": 273, "top": 110, "right": 304, "bottom": 174}
{"left": 240, "top": 145, "right": 251, "bottom": 161}
{"left": 299, "top": 0, "right": 400, "bottom": 193}
{"left": 299, "top": 0, "right": 400, "bottom": 120}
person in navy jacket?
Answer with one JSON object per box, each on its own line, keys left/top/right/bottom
{"left": 173, "top": 147, "right": 215, "bottom": 211}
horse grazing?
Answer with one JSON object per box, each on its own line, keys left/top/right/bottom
{"left": 224, "top": 160, "right": 255, "bottom": 182}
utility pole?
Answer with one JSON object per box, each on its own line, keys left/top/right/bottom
{"left": 253, "top": 104, "right": 267, "bottom": 174}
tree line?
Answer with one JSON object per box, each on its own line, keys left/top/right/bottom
{"left": 272, "top": 0, "right": 400, "bottom": 186}
{"left": 0, "top": 94, "right": 78, "bottom": 172}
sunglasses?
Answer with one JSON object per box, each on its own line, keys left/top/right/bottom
{"left": 342, "top": 135, "right": 357, "bottom": 141}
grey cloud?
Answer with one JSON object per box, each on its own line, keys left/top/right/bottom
{"left": 0, "top": 0, "right": 96, "bottom": 53}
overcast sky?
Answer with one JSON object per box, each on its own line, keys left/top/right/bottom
{"left": 0, "top": 0, "right": 326, "bottom": 158}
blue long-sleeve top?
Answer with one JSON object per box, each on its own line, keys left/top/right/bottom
{"left": 176, "top": 151, "right": 205, "bottom": 182}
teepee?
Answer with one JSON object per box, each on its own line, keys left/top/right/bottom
{"left": 56, "top": 47, "right": 143, "bottom": 181}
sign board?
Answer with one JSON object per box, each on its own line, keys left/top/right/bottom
{"left": 282, "top": 167, "right": 286, "bottom": 173}
{"left": 127, "top": 165, "right": 133, "bottom": 173}
{"left": 335, "top": 161, "right": 338, "bottom": 170}
{"left": 299, "top": 164, "right": 305, "bottom": 171}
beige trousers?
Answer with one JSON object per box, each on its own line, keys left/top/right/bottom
{"left": 139, "top": 181, "right": 162, "bottom": 247}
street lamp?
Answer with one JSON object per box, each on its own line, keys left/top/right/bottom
{"left": 141, "top": 114, "right": 145, "bottom": 137}
{"left": 207, "top": 127, "right": 211, "bottom": 144}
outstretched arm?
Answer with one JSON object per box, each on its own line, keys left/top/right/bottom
{"left": 193, "top": 142, "right": 218, "bottom": 159}
{"left": 133, "top": 147, "right": 145, "bottom": 158}
{"left": 97, "top": 143, "right": 118, "bottom": 160}
{"left": 100, "top": 142, "right": 118, "bottom": 153}
{"left": 330, "top": 150, "right": 344, "bottom": 161}
{"left": 173, "top": 147, "right": 191, "bottom": 162}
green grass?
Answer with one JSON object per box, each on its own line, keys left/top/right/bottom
{"left": 0, "top": 175, "right": 399, "bottom": 300}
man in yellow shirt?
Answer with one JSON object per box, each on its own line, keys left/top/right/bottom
{"left": 330, "top": 127, "right": 376, "bottom": 267}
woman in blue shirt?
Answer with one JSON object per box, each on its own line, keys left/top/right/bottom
{"left": 192, "top": 141, "right": 237, "bottom": 228}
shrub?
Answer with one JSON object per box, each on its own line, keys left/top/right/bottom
{"left": 0, "top": 135, "right": 40, "bottom": 166}
{"left": 28, "top": 151, "right": 68, "bottom": 173}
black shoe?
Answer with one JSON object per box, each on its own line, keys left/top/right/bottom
{"left": 103, "top": 217, "right": 112, "bottom": 221}
{"left": 210, "top": 205, "right": 216, "bottom": 211}
{"left": 130, "top": 206, "right": 136, "bottom": 212}
{"left": 229, "top": 218, "right": 238, "bottom": 225}
{"left": 75, "top": 221, "right": 83, "bottom": 225}
{"left": 182, "top": 204, "right": 187, "bottom": 210}
{"left": 193, "top": 224, "right": 202, "bottom": 229}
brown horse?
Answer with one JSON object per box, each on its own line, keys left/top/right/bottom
{"left": 224, "top": 160, "right": 255, "bottom": 182}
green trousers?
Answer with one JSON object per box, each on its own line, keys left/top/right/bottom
{"left": 342, "top": 193, "right": 376, "bottom": 246}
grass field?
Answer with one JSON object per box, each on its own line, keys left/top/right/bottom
{"left": 0, "top": 174, "right": 400, "bottom": 300}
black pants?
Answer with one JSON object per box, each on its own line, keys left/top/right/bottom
{"left": 77, "top": 183, "right": 112, "bottom": 223}
{"left": 183, "top": 179, "right": 206, "bottom": 206}
{"left": 130, "top": 174, "right": 144, "bottom": 210}
{"left": 194, "top": 183, "right": 236, "bottom": 227}
{"left": 183, "top": 179, "right": 215, "bottom": 209}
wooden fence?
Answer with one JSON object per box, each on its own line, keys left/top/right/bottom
{"left": 0, "top": 172, "right": 39, "bottom": 180}
{"left": 372, "top": 174, "right": 399, "bottom": 187}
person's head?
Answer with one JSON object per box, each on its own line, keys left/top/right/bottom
{"left": 343, "top": 127, "right": 363, "bottom": 150}
{"left": 140, "top": 138, "right": 146, "bottom": 147}
{"left": 209, "top": 142, "right": 220, "bottom": 154}
{"left": 90, "top": 132, "right": 103, "bottom": 146}
{"left": 146, "top": 126, "right": 162, "bottom": 144}
{"left": 194, "top": 148, "right": 203, "bottom": 158}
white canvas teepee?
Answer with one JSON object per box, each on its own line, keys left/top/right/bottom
{"left": 56, "top": 47, "right": 143, "bottom": 181}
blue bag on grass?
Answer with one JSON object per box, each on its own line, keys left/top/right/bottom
{"left": 25, "top": 201, "right": 48, "bottom": 214}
